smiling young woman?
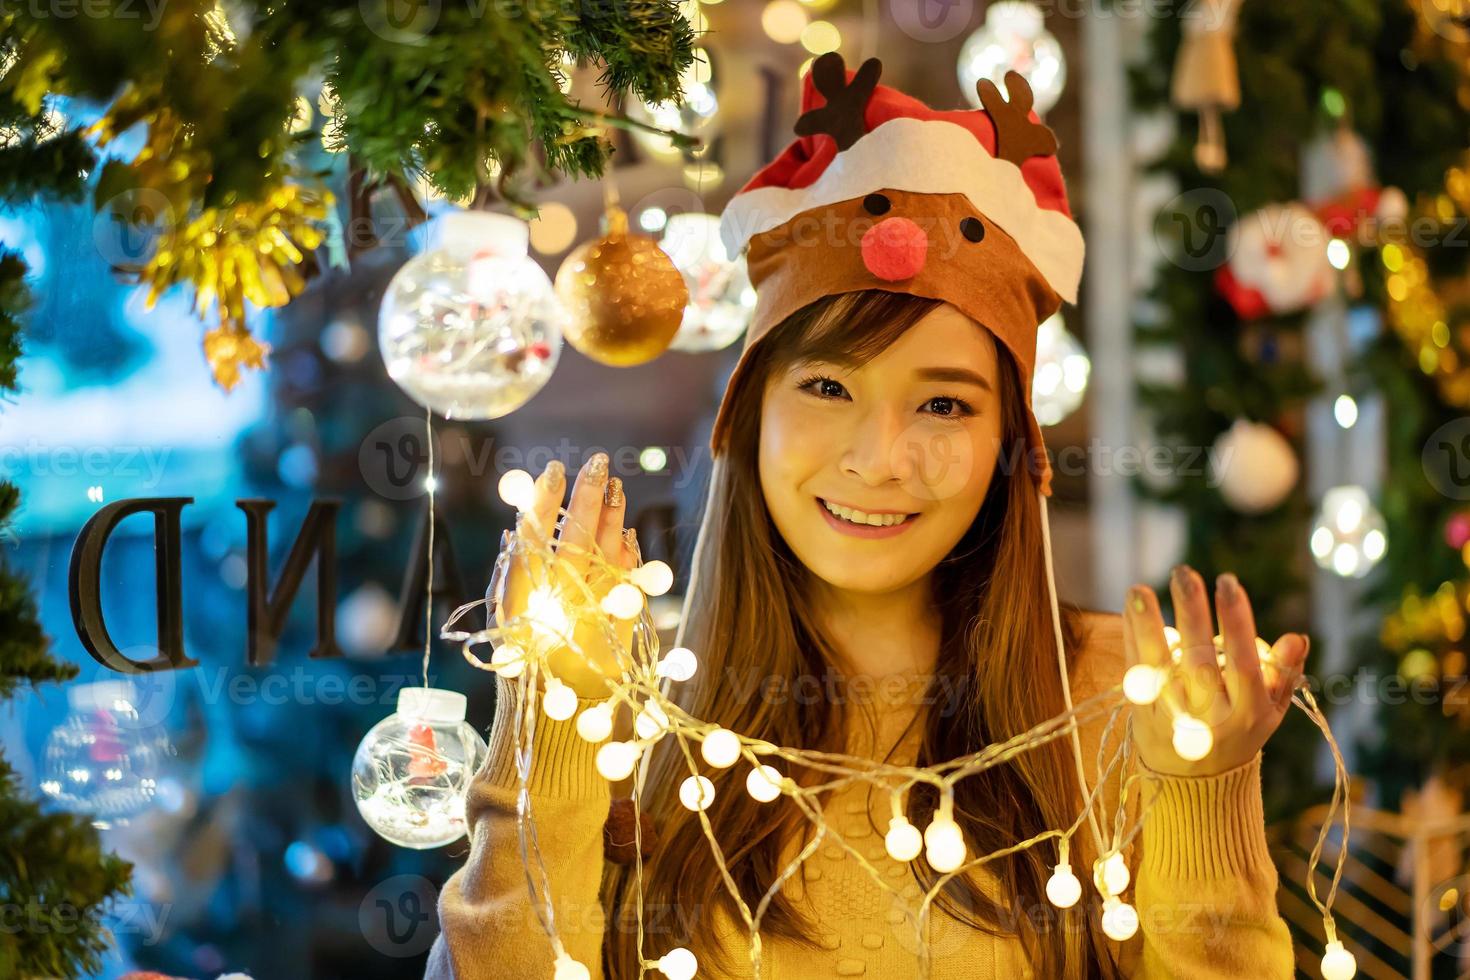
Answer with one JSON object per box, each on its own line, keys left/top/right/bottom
{"left": 611, "top": 288, "right": 1123, "bottom": 978}
{"left": 425, "top": 54, "right": 1302, "bottom": 980}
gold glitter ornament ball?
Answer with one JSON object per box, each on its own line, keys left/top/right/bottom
{"left": 554, "top": 206, "right": 689, "bottom": 366}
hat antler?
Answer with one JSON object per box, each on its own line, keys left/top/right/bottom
{"left": 977, "top": 70, "right": 1059, "bottom": 166}
{"left": 793, "top": 52, "right": 882, "bottom": 151}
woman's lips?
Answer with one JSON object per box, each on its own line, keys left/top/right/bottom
{"left": 815, "top": 497, "right": 919, "bottom": 539}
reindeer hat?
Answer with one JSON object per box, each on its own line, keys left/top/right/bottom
{"left": 711, "top": 53, "right": 1085, "bottom": 496}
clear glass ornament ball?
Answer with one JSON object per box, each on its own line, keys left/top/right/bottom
{"left": 660, "top": 213, "right": 755, "bottom": 354}
{"left": 41, "top": 680, "right": 164, "bottom": 829}
{"left": 352, "top": 687, "right": 487, "bottom": 849}
{"left": 379, "top": 211, "right": 565, "bottom": 420}
{"left": 957, "top": 1, "right": 1067, "bottom": 116}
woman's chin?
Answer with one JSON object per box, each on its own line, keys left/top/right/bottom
{"left": 799, "top": 556, "right": 927, "bottom": 597}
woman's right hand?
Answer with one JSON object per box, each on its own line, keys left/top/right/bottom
{"left": 491, "top": 453, "right": 640, "bottom": 700}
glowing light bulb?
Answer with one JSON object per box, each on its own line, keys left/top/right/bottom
{"left": 746, "top": 765, "right": 783, "bottom": 802}
{"left": 1101, "top": 896, "right": 1139, "bottom": 941}
{"left": 596, "top": 741, "right": 640, "bottom": 781}
{"left": 498, "top": 469, "right": 536, "bottom": 511}
{"left": 679, "top": 774, "right": 715, "bottom": 811}
{"left": 657, "top": 647, "right": 698, "bottom": 681}
{"left": 576, "top": 703, "right": 614, "bottom": 743}
{"left": 1321, "top": 940, "right": 1357, "bottom": 980}
{"left": 1171, "top": 714, "right": 1213, "bottom": 761}
{"left": 602, "top": 582, "right": 645, "bottom": 620}
{"left": 1334, "top": 394, "right": 1358, "bottom": 428}
{"left": 1095, "top": 851, "right": 1131, "bottom": 896}
{"left": 1327, "top": 238, "right": 1351, "bottom": 270}
{"left": 924, "top": 815, "right": 967, "bottom": 873}
{"left": 543, "top": 678, "right": 578, "bottom": 720}
{"left": 885, "top": 817, "right": 923, "bottom": 862}
{"left": 1045, "top": 863, "right": 1082, "bottom": 908}
{"left": 635, "top": 701, "right": 670, "bottom": 740}
{"left": 630, "top": 560, "right": 674, "bottom": 596}
{"left": 1163, "top": 625, "right": 1182, "bottom": 658}
{"left": 1123, "top": 664, "right": 1165, "bottom": 705}
{"left": 526, "top": 586, "right": 572, "bottom": 641}
{"left": 701, "top": 728, "right": 741, "bottom": 768}
{"left": 656, "top": 946, "right": 698, "bottom": 980}
{"left": 489, "top": 644, "right": 526, "bottom": 678}
{"left": 554, "top": 952, "right": 592, "bottom": 980}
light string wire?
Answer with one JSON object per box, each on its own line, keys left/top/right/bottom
{"left": 439, "top": 484, "right": 1356, "bottom": 979}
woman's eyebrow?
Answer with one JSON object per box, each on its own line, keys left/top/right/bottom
{"left": 913, "top": 366, "right": 993, "bottom": 391}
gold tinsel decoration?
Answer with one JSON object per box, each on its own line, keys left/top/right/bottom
{"left": 554, "top": 203, "right": 688, "bottom": 367}
{"left": 140, "top": 184, "right": 331, "bottom": 388}
{"left": 1379, "top": 153, "right": 1470, "bottom": 411}
{"left": 87, "top": 98, "right": 331, "bottom": 389}
{"left": 1382, "top": 580, "right": 1470, "bottom": 723}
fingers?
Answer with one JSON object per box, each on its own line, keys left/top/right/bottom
{"left": 594, "top": 476, "right": 627, "bottom": 582}
{"left": 558, "top": 452, "right": 610, "bottom": 580}
{"left": 1215, "top": 572, "right": 1267, "bottom": 712}
{"left": 520, "top": 460, "right": 565, "bottom": 550}
{"left": 1169, "top": 564, "right": 1225, "bottom": 717}
{"left": 499, "top": 462, "right": 564, "bottom": 629}
{"left": 620, "top": 526, "right": 641, "bottom": 570}
{"left": 1263, "top": 633, "right": 1310, "bottom": 713}
{"left": 1124, "top": 585, "right": 1171, "bottom": 672}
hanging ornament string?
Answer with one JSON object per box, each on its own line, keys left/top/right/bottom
{"left": 439, "top": 477, "right": 1362, "bottom": 980}
{"left": 423, "top": 406, "right": 436, "bottom": 690}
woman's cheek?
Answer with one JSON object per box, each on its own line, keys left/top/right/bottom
{"left": 891, "top": 420, "right": 992, "bottom": 505}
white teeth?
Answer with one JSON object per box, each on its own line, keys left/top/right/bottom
{"left": 822, "top": 499, "right": 912, "bottom": 527}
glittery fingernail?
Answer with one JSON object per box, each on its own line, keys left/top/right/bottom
{"left": 1215, "top": 572, "right": 1240, "bottom": 604}
{"left": 1170, "top": 564, "right": 1198, "bottom": 596}
{"left": 604, "top": 476, "right": 624, "bottom": 508}
{"left": 586, "top": 452, "right": 609, "bottom": 483}
{"left": 1127, "top": 587, "right": 1147, "bottom": 615}
{"left": 541, "top": 459, "right": 565, "bottom": 490}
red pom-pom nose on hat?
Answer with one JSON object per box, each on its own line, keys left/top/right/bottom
{"left": 861, "top": 217, "right": 928, "bottom": 281}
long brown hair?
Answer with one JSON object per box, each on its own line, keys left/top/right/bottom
{"left": 605, "top": 290, "right": 1119, "bottom": 978}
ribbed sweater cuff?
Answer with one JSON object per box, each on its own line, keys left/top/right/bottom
{"left": 1139, "top": 751, "right": 1274, "bottom": 880}
{"left": 481, "top": 674, "right": 612, "bottom": 805}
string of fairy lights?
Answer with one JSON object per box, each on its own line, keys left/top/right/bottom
{"left": 430, "top": 469, "right": 1359, "bottom": 980}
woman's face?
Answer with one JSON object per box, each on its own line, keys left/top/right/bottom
{"left": 758, "top": 302, "right": 1005, "bottom": 596}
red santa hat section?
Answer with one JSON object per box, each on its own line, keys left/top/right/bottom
{"left": 718, "top": 58, "right": 1084, "bottom": 303}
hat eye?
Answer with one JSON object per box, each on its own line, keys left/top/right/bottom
{"left": 862, "top": 193, "right": 891, "bottom": 216}
{"left": 960, "top": 217, "right": 986, "bottom": 243}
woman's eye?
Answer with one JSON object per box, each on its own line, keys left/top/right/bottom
{"left": 798, "top": 375, "right": 848, "bottom": 399}
{"left": 925, "top": 396, "right": 975, "bottom": 418}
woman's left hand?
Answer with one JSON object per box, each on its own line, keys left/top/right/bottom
{"left": 1123, "top": 564, "right": 1311, "bottom": 778}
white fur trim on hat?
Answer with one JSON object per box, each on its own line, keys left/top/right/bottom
{"left": 719, "top": 116, "right": 1084, "bottom": 304}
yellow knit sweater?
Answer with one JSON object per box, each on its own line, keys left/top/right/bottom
{"left": 425, "top": 612, "right": 1296, "bottom": 978}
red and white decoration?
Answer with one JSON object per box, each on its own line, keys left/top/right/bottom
{"left": 1215, "top": 203, "right": 1336, "bottom": 319}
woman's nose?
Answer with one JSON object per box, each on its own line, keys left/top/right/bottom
{"left": 841, "top": 407, "right": 911, "bottom": 485}
{"left": 861, "top": 216, "right": 928, "bottom": 281}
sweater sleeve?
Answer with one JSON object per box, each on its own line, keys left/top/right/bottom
{"left": 1128, "top": 751, "right": 1295, "bottom": 978}
{"left": 425, "top": 673, "right": 614, "bottom": 980}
